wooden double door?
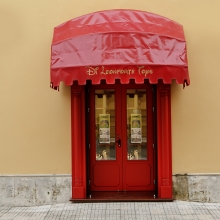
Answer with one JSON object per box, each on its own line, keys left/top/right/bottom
{"left": 89, "top": 83, "right": 155, "bottom": 192}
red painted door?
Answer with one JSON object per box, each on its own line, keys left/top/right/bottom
{"left": 89, "top": 83, "right": 154, "bottom": 191}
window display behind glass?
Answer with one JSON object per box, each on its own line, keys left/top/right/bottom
{"left": 95, "top": 90, "right": 116, "bottom": 160}
{"left": 127, "top": 89, "right": 147, "bottom": 160}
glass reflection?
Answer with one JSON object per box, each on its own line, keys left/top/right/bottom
{"left": 95, "top": 90, "right": 116, "bottom": 160}
{"left": 127, "top": 89, "right": 147, "bottom": 160}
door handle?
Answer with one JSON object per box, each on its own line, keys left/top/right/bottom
{"left": 116, "top": 136, "right": 121, "bottom": 147}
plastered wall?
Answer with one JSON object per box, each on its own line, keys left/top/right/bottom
{"left": 0, "top": 0, "right": 220, "bottom": 174}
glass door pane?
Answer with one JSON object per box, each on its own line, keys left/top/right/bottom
{"left": 95, "top": 90, "right": 116, "bottom": 160}
{"left": 126, "top": 89, "right": 147, "bottom": 160}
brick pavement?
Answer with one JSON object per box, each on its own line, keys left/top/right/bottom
{"left": 0, "top": 201, "right": 220, "bottom": 219}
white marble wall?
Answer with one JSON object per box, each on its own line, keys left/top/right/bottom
{"left": 0, "top": 175, "right": 71, "bottom": 206}
{"left": 173, "top": 174, "right": 220, "bottom": 202}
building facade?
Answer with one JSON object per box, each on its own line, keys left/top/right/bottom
{"left": 1, "top": 0, "right": 220, "bottom": 206}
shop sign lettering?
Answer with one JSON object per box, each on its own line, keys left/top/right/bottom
{"left": 85, "top": 66, "right": 153, "bottom": 77}
{"left": 137, "top": 66, "right": 153, "bottom": 77}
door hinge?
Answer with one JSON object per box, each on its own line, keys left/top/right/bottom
{"left": 154, "top": 180, "right": 156, "bottom": 184}
{"left": 152, "top": 107, "right": 154, "bottom": 112}
{"left": 88, "top": 144, "right": 90, "bottom": 149}
{"left": 88, "top": 108, "right": 90, "bottom": 113}
{"left": 153, "top": 143, "right": 155, "bottom": 148}
{"left": 88, "top": 180, "right": 90, "bottom": 185}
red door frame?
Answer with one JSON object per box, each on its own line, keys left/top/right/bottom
{"left": 71, "top": 83, "right": 86, "bottom": 198}
{"left": 71, "top": 81, "right": 172, "bottom": 199}
{"left": 157, "top": 81, "right": 173, "bottom": 198}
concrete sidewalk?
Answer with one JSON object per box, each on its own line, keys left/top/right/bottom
{"left": 0, "top": 201, "right": 220, "bottom": 220}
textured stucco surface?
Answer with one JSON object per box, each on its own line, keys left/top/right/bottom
{"left": 1, "top": 0, "right": 220, "bottom": 175}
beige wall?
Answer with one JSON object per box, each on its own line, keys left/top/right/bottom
{"left": 0, "top": 0, "right": 220, "bottom": 174}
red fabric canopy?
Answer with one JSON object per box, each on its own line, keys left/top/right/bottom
{"left": 50, "top": 9, "right": 190, "bottom": 89}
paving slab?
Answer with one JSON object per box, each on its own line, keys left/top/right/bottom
{"left": 0, "top": 201, "right": 220, "bottom": 219}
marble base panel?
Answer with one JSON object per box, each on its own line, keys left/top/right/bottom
{"left": 173, "top": 174, "right": 220, "bottom": 202}
{"left": 0, "top": 175, "right": 71, "bottom": 207}
{"left": 1, "top": 174, "right": 220, "bottom": 206}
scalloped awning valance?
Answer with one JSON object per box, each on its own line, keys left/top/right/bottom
{"left": 50, "top": 9, "right": 190, "bottom": 89}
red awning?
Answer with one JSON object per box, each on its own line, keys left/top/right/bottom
{"left": 50, "top": 9, "right": 190, "bottom": 89}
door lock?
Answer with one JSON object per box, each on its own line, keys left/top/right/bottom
{"left": 116, "top": 136, "right": 121, "bottom": 147}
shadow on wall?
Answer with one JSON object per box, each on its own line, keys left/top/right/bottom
{"left": 59, "top": 82, "right": 71, "bottom": 98}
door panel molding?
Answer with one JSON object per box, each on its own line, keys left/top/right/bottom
{"left": 125, "top": 163, "right": 151, "bottom": 187}
{"left": 93, "top": 164, "right": 120, "bottom": 187}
